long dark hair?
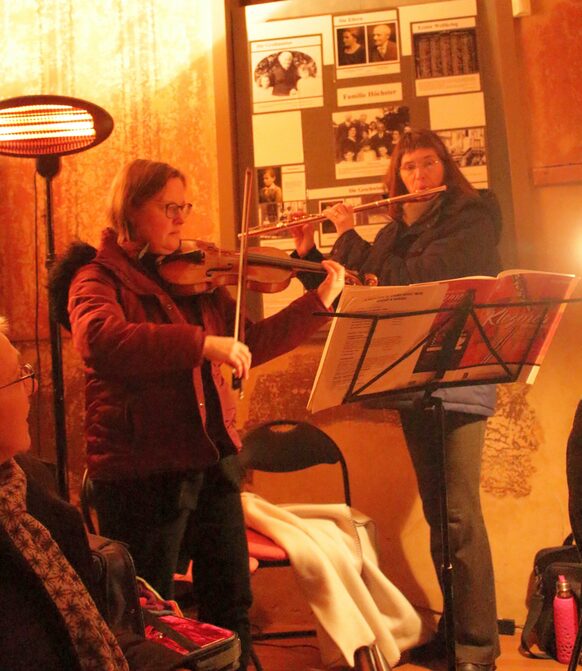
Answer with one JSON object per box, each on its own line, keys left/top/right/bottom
{"left": 385, "top": 128, "right": 477, "bottom": 219}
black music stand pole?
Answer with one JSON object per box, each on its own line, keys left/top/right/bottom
{"left": 419, "top": 392, "right": 456, "bottom": 668}
{"left": 419, "top": 293, "right": 475, "bottom": 669}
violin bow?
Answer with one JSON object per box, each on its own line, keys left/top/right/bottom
{"left": 232, "top": 167, "right": 253, "bottom": 397}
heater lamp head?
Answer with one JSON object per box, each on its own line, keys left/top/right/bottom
{"left": 0, "top": 94, "right": 114, "bottom": 158}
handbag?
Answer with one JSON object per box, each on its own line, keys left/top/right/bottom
{"left": 521, "top": 534, "right": 582, "bottom": 659}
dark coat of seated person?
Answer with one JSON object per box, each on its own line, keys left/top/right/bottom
{"left": 0, "top": 319, "right": 189, "bottom": 671}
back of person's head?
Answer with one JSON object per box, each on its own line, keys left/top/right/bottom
{"left": 385, "top": 127, "right": 476, "bottom": 217}
{"left": 0, "top": 316, "right": 11, "bottom": 384}
{"left": 108, "top": 159, "right": 186, "bottom": 241}
{"left": 0, "top": 317, "right": 12, "bottom": 464}
{"left": 0, "top": 316, "right": 33, "bottom": 462}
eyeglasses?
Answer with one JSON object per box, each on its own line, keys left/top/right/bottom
{"left": 400, "top": 158, "right": 441, "bottom": 174}
{"left": 0, "top": 363, "right": 36, "bottom": 396}
{"left": 156, "top": 202, "right": 193, "bottom": 220}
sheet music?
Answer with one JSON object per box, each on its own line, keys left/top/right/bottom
{"left": 308, "top": 283, "right": 446, "bottom": 413}
{"left": 308, "top": 270, "right": 579, "bottom": 413}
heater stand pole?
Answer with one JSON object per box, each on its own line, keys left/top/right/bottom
{"left": 38, "top": 155, "right": 69, "bottom": 500}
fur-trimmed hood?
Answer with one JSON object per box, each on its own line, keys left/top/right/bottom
{"left": 48, "top": 241, "right": 97, "bottom": 331}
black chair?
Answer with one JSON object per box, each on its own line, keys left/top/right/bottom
{"left": 239, "top": 419, "right": 352, "bottom": 639}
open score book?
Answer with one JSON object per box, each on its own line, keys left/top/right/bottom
{"left": 307, "top": 269, "right": 579, "bottom": 413}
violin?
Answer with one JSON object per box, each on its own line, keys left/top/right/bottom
{"left": 157, "top": 239, "right": 363, "bottom": 295}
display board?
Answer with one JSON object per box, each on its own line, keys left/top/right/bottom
{"left": 244, "top": 0, "right": 489, "bottom": 314}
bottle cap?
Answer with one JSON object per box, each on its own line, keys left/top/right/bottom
{"left": 556, "top": 574, "right": 572, "bottom": 596}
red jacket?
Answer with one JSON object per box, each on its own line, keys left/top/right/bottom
{"left": 67, "top": 229, "right": 330, "bottom": 480}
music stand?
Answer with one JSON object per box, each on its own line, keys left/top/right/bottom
{"left": 313, "top": 288, "right": 580, "bottom": 671}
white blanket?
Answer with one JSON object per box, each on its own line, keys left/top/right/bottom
{"left": 241, "top": 492, "right": 427, "bottom": 668}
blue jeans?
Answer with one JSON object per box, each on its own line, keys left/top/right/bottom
{"left": 400, "top": 409, "right": 499, "bottom": 665}
{"left": 92, "top": 456, "right": 252, "bottom": 669}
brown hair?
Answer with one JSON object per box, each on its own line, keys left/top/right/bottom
{"left": 107, "top": 159, "right": 186, "bottom": 240}
{"left": 384, "top": 128, "right": 477, "bottom": 219}
{"left": 262, "top": 167, "right": 277, "bottom": 179}
{"left": 342, "top": 27, "right": 362, "bottom": 43}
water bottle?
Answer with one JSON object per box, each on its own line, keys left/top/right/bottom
{"left": 554, "top": 574, "right": 579, "bottom": 664}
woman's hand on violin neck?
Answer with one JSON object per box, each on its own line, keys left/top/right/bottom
{"left": 290, "top": 221, "right": 316, "bottom": 258}
{"left": 202, "top": 336, "right": 252, "bottom": 380}
{"left": 322, "top": 202, "right": 355, "bottom": 235}
{"left": 317, "top": 260, "right": 346, "bottom": 308}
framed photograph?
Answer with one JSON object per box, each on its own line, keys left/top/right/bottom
{"left": 438, "top": 127, "right": 487, "bottom": 185}
{"left": 412, "top": 16, "right": 481, "bottom": 96}
{"left": 334, "top": 10, "right": 400, "bottom": 79}
{"left": 332, "top": 105, "right": 411, "bottom": 180}
{"left": 251, "top": 35, "right": 324, "bottom": 113}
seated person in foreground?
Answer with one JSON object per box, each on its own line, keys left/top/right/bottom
{"left": 0, "top": 316, "right": 189, "bottom": 671}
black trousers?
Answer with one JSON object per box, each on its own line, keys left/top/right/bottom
{"left": 92, "top": 456, "right": 252, "bottom": 670}
{"left": 567, "top": 401, "right": 582, "bottom": 551}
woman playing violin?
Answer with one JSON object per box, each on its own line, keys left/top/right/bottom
{"left": 292, "top": 129, "right": 502, "bottom": 671}
{"left": 53, "top": 159, "right": 345, "bottom": 671}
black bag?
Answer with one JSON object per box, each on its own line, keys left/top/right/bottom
{"left": 521, "top": 534, "right": 582, "bottom": 659}
{"left": 89, "top": 534, "right": 241, "bottom": 670}
{"left": 89, "top": 534, "right": 145, "bottom": 636}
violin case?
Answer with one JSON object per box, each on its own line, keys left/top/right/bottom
{"left": 89, "top": 534, "right": 241, "bottom": 670}
{"left": 138, "top": 576, "right": 241, "bottom": 671}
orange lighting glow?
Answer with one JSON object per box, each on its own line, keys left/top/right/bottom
{"left": 0, "top": 104, "right": 97, "bottom": 156}
{"left": 0, "top": 96, "right": 113, "bottom": 160}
